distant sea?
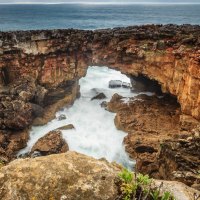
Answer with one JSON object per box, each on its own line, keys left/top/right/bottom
{"left": 0, "top": 3, "right": 200, "bottom": 31}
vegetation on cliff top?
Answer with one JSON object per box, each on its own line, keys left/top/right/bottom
{"left": 118, "top": 168, "right": 176, "bottom": 200}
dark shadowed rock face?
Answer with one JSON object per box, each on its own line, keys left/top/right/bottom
{"left": 31, "top": 130, "right": 69, "bottom": 156}
{"left": 0, "top": 129, "right": 29, "bottom": 163}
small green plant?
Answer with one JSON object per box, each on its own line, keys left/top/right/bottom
{"left": 118, "top": 168, "right": 133, "bottom": 183}
{"left": 151, "top": 189, "right": 160, "bottom": 200}
{"left": 161, "top": 191, "right": 173, "bottom": 200}
{"left": 118, "top": 168, "right": 135, "bottom": 200}
{"left": 137, "top": 173, "right": 151, "bottom": 186}
{"left": 118, "top": 168, "right": 176, "bottom": 200}
{"left": 120, "top": 182, "right": 137, "bottom": 200}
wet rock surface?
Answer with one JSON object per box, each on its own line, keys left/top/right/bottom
{"left": 57, "top": 124, "right": 75, "bottom": 130}
{"left": 109, "top": 80, "right": 122, "bottom": 88}
{"left": 31, "top": 130, "right": 69, "bottom": 156}
{"left": 57, "top": 114, "right": 67, "bottom": 121}
{"left": 91, "top": 92, "right": 106, "bottom": 100}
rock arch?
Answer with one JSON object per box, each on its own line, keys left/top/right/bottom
{"left": 0, "top": 24, "right": 200, "bottom": 121}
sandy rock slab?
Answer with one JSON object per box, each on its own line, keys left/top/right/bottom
{"left": 0, "top": 152, "right": 199, "bottom": 200}
{"left": 0, "top": 152, "right": 120, "bottom": 200}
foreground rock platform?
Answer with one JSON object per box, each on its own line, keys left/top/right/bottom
{"left": 0, "top": 151, "right": 199, "bottom": 200}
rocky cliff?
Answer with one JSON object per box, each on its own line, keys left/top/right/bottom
{"left": 0, "top": 24, "right": 200, "bottom": 123}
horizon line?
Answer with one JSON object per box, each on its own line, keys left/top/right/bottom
{"left": 0, "top": 2, "right": 200, "bottom": 5}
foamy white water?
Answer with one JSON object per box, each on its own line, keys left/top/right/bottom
{"left": 19, "top": 66, "right": 136, "bottom": 169}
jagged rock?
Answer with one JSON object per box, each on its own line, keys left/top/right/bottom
{"left": 0, "top": 129, "right": 29, "bottom": 162}
{"left": 109, "top": 80, "right": 122, "bottom": 88}
{"left": 0, "top": 98, "right": 33, "bottom": 130}
{"left": 30, "top": 103, "right": 44, "bottom": 118}
{"left": 91, "top": 93, "right": 106, "bottom": 101}
{"left": 0, "top": 152, "right": 199, "bottom": 200}
{"left": 57, "top": 124, "right": 75, "bottom": 130}
{"left": 107, "top": 93, "right": 126, "bottom": 113}
{"left": 122, "top": 82, "right": 131, "bottom": 88}
{"left": 31, "top": 130, "right": 68, "bottom": 156}
{"left": 158, "top": 130, "right": 200, "bottom": 190}
{"left": 100, "top": 101, "right": 107, "bottom": 108}
{"left": 57, "top": 114, "right": 67, "bottom": 121}
{"left": 107, "top": 93, "right": 184, "bottom": 179}
{"left": 30, "top": 151, "right": 42, "bottom": 158}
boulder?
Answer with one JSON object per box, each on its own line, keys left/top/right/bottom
{"left": 0, "top": 152, "right": 120, "bottom": 200}
{"left": 0, "top": 152, "right": 198, "bottom": 200}
{"left": 108, "top": 80, "right": 122, "bottom": 88}
{"left": 122, "top": 82, "right": 131, "bottom": 88}
{"left": 91, "top": 93, "right": 106, "bottom": 101}
{"left": 57, "top": 114, "right": 67, "bottom": 121}
{"left": 57, "top": 124, "right": 75, "bottom": 130}
{"left": 100, "top": 101, "right": 107, "bottom": 108}
{"left": 31, "top": 130, "right": 68, "bottom": 156}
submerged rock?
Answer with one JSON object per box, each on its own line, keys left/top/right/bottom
{"left": 57, "top": 114, "right": 67, "bottom": 121}
{"left": 31, "top": 130, "right": 68, "bottom": 156}
{"left": 57, "top": 124, "right": 75, "bottom": 130}
{"left": 122, "top": 82, "right": 131, "bottom": 89}
{"left": 91, "top": 93, "right": 106, "bottom": 101}
{"left": 0, "top": 152, "right": 198, "bottom": 200}
{"left": 100, "top": 101, "right": 108, "bottom": 108}
{"left": 109, "top": 80, "right": 122, "bottom": 88}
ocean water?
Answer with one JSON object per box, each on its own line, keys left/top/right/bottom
{"left": 0, "top": 3, "right": 200, "bottom": 31}
{"left": 19, "top": 66, "right": 138, "bottom": 169}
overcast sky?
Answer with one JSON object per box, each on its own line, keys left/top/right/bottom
{"left": 0, "top": 0, "right": 200, "bottom": 4}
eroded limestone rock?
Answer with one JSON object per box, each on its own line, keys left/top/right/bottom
{"left": 31, "top": 130, "right": 68, "bottom": 156}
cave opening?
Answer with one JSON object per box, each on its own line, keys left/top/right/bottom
{"left": 130, "top": 74, "right": 163, "bottom": 95}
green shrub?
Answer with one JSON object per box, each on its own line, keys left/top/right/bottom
{"left": 118, "top": 168, "right": 176, "bottom": 200}
{"left": 118, "top": 168, "right": 133, "bottom": 184}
